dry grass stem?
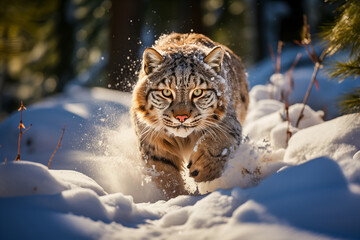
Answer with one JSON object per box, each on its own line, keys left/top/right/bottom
{"left": 268, "top": 41, "right": 284, "bottom": 74}
{"left": 294, "top": 15, "right": 328, "bottom": 128}
{"left": 295, "top": 51, "right": 327, "bottom": 128}
{"left": 48, "top": 125, "right": 65, "bottom": 169}
{"left": 276, "top": 41, "right": 284, "bottom": 73}
{"left": 285, "top": 102, "right": 292, "bottom": 145}
{"left": 16, "top": 101, "right": 31, "bottom": 161}
{"left": 284, "top": 53, "right": 302, "bottom": 101}
{"left": 268, "top": 44, "right": 276, "bottom": 72}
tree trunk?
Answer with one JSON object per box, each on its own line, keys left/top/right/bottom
{"left": 108, "top": 0, "right": 142, "bottom": 92}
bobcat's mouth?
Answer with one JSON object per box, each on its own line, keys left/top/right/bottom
{"left": 176, "top": 124, "right": 195, "bottom": 129}
{"left": 163, "top": 122, "right": 195, "bottom": 128}
{"left": 163, "top": 119, "right": 199, "bottom": 129}
{"left": 164, "top": 124, "right": 196, "bottom": 138}
{"left": 162, "top": 116, "right": 200, "bottom": 137}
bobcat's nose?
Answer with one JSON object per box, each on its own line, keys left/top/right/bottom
{"left": 175, "top": 115, "right": 189, "bottom": 123}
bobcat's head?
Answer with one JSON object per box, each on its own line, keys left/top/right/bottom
{"left": 133, "top": 46, "right": 229, "bottom": 138}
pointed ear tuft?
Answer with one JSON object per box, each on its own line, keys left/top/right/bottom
{"left": 143, "top": 48, "right": 164, "bottom": 74}
{"left": 204, "top": 46, "right": 224, "bottom": 73}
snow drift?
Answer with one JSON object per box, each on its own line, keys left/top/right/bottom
{"left": 0, "top": 69, "right": 359, "bottom": 239}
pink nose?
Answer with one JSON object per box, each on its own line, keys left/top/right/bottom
{"left": 175, "top": 115, "right": 189, "bottom": 123}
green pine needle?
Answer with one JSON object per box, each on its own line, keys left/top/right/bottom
{"left": 339, "top": 88, "right": 360, "bottom": 114}
{"left": 322, "top": 0, "right": 360, "bottom": 115}
{"left": 323, "top": 0, "right": 360, "bottom": 57}
{"left": 327, "top": 59, "right": 360, "bottom": 82}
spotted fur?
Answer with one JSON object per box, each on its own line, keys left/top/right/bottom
{"left": 131, "top": 33, "right": 249, "bottom": 199}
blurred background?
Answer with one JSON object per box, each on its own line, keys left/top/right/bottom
{"left": 0, "top": 0, "right": 339, "bottom": 121}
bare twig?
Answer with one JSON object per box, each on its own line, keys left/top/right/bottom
{"left": 23, "top": 124, "right": 32, "bottom": 134}
{"left": 322, "top": 106, "right": 327, "bottom": 120}
{"left": 269, "top": 41, "right": 285, "bottom": 99}
{"left": 285, "top": 102, "right": 292, "bottom": 145}
{"left": 15, "top": 101, "right": 31, "bottom": 161}
{"left": 268, "top": 44, "right": 276, "bottom": 73}
{"left": 288, "top": 53, "right": 302, "bottom": 74}
{"left": 284, "top": 53, "right": 302, "bottom": 100}
{"left": 304, "top": 44, "right": 316, "bottom": 63}
{"left": 296, "top": 51, "right": 327, "bottom": 127}
{"left": 276, "top": 41, "right": 284, "bottom": 73}
{"left": 283, "top": 55, "right": 298, "bottom": 146}
{"left": 48, "top": 125, "right": 65, "bottom": 169}
{"left": 295, "top": 15, "right": 328, "bottom": 128}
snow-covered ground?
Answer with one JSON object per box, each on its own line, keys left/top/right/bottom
{"left": 0, "top": 59, "right": 359, "bottom": 239}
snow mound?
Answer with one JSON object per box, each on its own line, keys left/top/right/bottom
{"left": 245, "top": 157, "right": 360, "bottom": 239}
{"left": 0, "top": 161, "right": 67, "bottom": 197}
{"left": 50, "top": 169, "right": 107, "bottom": 196}
{"left": 249, "top": 73, "right": 292, "bottom": 103}
{"left": 244, "top": 103, "right": 324, "bottom": 140}
{"left": 0, "top": 161, "right": 106, "bottom": 197}
{"left": 285, "top": 113, "right": 360, "bottom": 164}
{"left": 2, "top": 157, "right": 359, "bottom": 239}
{"left": 244, "top": 73, "right": 325, "bottom": 152}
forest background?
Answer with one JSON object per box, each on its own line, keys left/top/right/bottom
{"left": 0, "top": 0, "right": 342, "bottom": 121}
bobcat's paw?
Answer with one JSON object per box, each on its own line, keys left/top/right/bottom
{"left": 187, "top": 147, "right": 230, "bottom": 182}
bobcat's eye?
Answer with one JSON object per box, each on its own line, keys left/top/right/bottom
{"left": 162, "top": 89, "right": 172, "bottom": 98}
{"left": 193, "top": 89, "right": 203, "bottom": 97}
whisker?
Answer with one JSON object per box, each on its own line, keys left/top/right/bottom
{"left": 200, "top": 119, "right": 232, "bottom": 139}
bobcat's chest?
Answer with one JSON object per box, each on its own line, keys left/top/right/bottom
{"left": 154, "top": 131, "right": 200, "bottom": 165}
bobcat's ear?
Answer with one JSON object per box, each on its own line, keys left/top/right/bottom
{"left": 204, "top": 46, "right": 224, "bottom": 73}
{"left": 143, "top": 47, "right": 164, "bottom": 75}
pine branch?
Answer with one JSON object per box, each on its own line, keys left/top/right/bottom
{"left": 322, "top": 0, "right": 360, "bottom": 114}
{"left": 339, "top": 88, "right": 360, "bottom": 114}
{"left": 327, "top": 60, "right": 360, "bottom": 82}
{"left": 323, "top": 0, "right": 360, "bottom": 57}
{"left": 322, "top": 0, "right": 360, "bottom": 81}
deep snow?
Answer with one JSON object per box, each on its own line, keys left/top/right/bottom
{"left": 0, "top": 60, "right": 359, "bottom": 239}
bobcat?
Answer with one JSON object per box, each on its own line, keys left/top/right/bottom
{"left": 131, "top": 33, "right": 249, "bottom": 199}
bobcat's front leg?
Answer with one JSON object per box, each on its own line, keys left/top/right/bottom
{"left": 188, "top": 112, "right": 242, "bottom": 182}
{"left": 141, "top": 144, "right": 188, "bottom": 199}
{"left": 146, "top": 157, "right": 187, "bottom": 199}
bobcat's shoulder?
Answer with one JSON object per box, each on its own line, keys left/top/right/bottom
{"left": 131, "top": 33, "right": 249, "bottom": 199}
